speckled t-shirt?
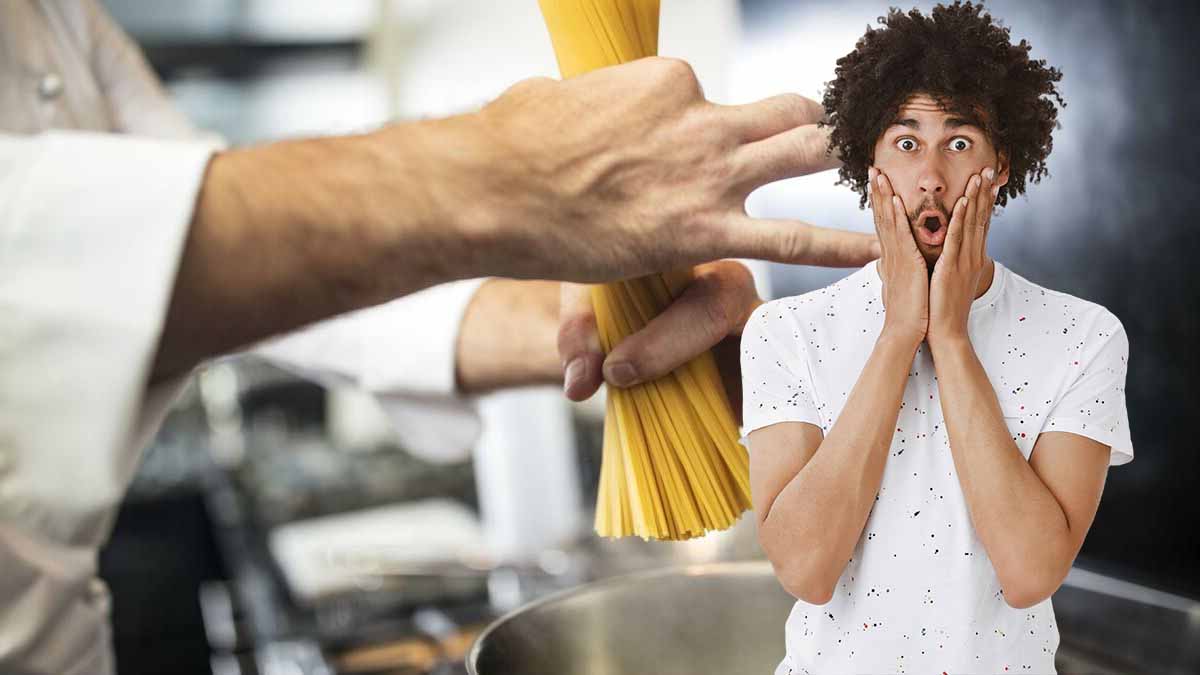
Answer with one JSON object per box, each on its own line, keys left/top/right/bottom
{"left": 740, "top": 260, "right": 1134, "bottom": 675}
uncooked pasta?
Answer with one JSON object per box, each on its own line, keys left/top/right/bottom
{"left": 538, "top": 0, "right": 751, "bottom": 540}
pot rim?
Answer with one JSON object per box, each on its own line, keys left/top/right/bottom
{"left": 465, "top": 559, "right": 776, "bottom": 674}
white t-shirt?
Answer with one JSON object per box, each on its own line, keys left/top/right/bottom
{"left": 741, "top": 259, "right": 1134, "bottom": 675}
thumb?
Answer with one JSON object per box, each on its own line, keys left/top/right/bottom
{"left": 603, "top": 261, "right": 759, "bottom": 388}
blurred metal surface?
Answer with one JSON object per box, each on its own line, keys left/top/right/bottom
{"left": 469, "top": 562, "right": 792, "bottom": 675}
{"left": 469, "top": 561, "right": 1200, "bottom": 675}
{"left": 1054, "top": 567, "right": 1200, "bottom": 674}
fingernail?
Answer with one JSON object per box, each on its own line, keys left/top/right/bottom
{"left": 984, "top": 167, "right": 995, "bottom": 181}
{"left": 877, "top": 174, "right": 886, "bottom": 188}
{"left": 868, "top": 167, "right": 878, "bottom": 180}
{"left": 605, "top": 361, "right": 638, "bottom": 388}
{"left": 992, "top": 185, "right": 1000, "bottom": 197}
{"left": 564, "top": 358, "right": 586, "bottom": 394}
{"left": 973, "top": 175, "right": 982, "bottom": 188}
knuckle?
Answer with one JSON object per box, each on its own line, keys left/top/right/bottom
{"left": 774, "top": 93, "right": 823, "bottom": 125}
{"left": 773, "top": 93, "right": 807, "bottom": 118}
{"left": 780, "top": 226, "right": 812, "bottom": 266}
{"left": 505, "top": 76, "right": 553, "bottom": 98}
{"left": 654, "top": 56, "right": 701, "bottom": 92}
{"left": 677, "top": 206, "right": 723, "bottom": 251}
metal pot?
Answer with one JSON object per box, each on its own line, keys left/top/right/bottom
{"left": 467, "top": 561, "right": 792, "bottom": 675}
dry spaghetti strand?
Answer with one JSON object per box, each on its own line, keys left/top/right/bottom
{"left": 539, "top": 0, "right": 750, "bottom": 540}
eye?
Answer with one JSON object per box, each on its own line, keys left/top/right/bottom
{"left": 948, "top": 136, "right": 973, "bottom": 152}
{"left": 895, "top": 137, "right": 918, "bottom": 152}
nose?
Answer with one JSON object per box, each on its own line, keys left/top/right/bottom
{"left": 917, "top": 158, "right": 947, "bottom": 197}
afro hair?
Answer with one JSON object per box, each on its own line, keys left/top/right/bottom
{"left": 821, "top": 1, "right": 1066, "bottom": 208}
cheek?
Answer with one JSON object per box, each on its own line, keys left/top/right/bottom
{"left": 947, "top": 165, "right": 982, "bottom": 199}
{"left": 876, "top": 162, "right": 919, "bottom": 206}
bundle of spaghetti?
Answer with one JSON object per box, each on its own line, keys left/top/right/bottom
{"left": 538, "top": 0, "right": 751, "bottom": 540}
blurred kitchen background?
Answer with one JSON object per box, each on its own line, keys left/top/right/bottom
{"left": 94, "top": 1, "right": 1198, "bottom": 674}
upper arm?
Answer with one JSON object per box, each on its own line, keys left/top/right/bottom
{"left": 1028, "top": 430, "right": 1111, "bottom": 564}
{"left": 748, "top": 421, "right": 824, "bottom": 526}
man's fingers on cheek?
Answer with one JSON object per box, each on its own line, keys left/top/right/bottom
{"left": 878, "top": 172, "right": 896, "bottom": 200}
{"left": 946, "top": 196, "right": 968, "bottom": 256}
{"left": 891, "top": 196, "right": 919, "bottom": 250}
{"left": 978, "top": 170, "right": 996, "bottom": 222}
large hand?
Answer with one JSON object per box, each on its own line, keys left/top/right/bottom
{"left": 869, "top": 167, "right": 929, "bottom": 346}
{"left": 458, "top": 57, "right": 878, "bottom": 283}
{"left": 558, "top": 261, "right": 761, "bottom": 406}
{"left": 928, "top": 168, "right": 999, "bottom": 349}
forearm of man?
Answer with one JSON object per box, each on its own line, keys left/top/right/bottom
{"left": 931, "top": 338, "right": 1072, "bottom": 602}
{"left": 758, "top": 331, "right": 919, "bottom": 602}
{"left": 455, "top": 279, "right": 562, "bottom": 393}
{"left": 153, "top": 117, "right": 490, "bottom": 382}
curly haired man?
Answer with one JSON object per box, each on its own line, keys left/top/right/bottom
{"left": 741, "top": 3, "right": 1133, "bottom": 673}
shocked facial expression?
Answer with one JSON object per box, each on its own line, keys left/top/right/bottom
{"left": 872, "top": 94, "right": 1009, "bottom": 265}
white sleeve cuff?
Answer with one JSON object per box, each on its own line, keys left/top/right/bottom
{"left": 252, "top": 278, "right": 487, "bottom": 399}
{"left": 0, "top": 131, "right": 214, "bottom": 544}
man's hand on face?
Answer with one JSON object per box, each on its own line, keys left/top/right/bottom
{"left": 462, "top": 57, "right": 878, "bottom": 284}
{"left": 870, "top": 167, "right": 930, "bottom": 348}
{"left": 927, "top": 168, "right": 1001, "bottom": 349}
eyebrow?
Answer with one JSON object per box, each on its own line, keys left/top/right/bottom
{"left": 891, "top": 117, "right": 980, "bottom": 132}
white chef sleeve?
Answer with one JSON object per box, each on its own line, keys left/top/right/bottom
{"left": 250, "top": 279, "right": 488, "bottom": 461}
{"left": 0, "top": 131, "right": 213, "bottom": 545}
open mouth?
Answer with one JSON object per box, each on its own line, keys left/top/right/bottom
{"left": 918, "top": 210, "right": 947, "bottom": 232}
{"left": 912, "top": 207, "right": 950, "bottom": 248}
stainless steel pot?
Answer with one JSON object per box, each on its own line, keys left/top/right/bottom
{"left": 467, "top": 561, "right": 792, "bottom": 675}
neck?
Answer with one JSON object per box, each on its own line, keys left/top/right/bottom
{"left": 874, "top": 257, "right": 996, "bottom": 300}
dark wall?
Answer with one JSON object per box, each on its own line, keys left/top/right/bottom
{"left": 743, "top": 0, "right": 1200, "bottom": 598}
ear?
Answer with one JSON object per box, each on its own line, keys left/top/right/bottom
{"left": 995, "top": 150, "right": 1011, "bottom": 190}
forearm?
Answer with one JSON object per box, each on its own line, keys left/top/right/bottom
{"left": 931, "top": 338, "right": 1071, "bottom": 603}
{"left": 760, "top": 332, "right": 919, "bottom": 600}
{"left": 152, "top": 117, "right": 485, "bottom": 381}
{"left": 455, "top": 279, "right": 563, "bottom": 393}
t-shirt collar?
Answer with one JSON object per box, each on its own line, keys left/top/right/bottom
{"left": 869, "top": 258, "right": 1006, "bottom": 313}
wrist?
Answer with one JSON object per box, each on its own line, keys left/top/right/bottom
{"left": 395, "top": 110, "right": 564, "bottom": 282}
{"left": 362, "top": 116, "right": 503, "bottom": 286}
{"left": 455, "top": 279, "right": 562, "bottom": 393}
{"left": 880, "top": 323, "right": 925, "bottom": 351}
{"left": 877, "top": 326, "right": 924, "bottom": 354}
{"left": 928, "top": 331, "right": 974, "bottom": 357}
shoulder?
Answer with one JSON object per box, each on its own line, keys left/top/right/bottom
{"left": 746, "top": 264, "right": 875, "bottom": 335}
{"left": 1002, "top": 266, "right": 1128, "bottom": 348}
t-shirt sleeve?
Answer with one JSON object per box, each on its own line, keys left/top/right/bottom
{"left": 740, "top": 303, "right": 823, "bottom": 442}
{"left": 1043, "top": 310, "right": 1134, "bottom": 466}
